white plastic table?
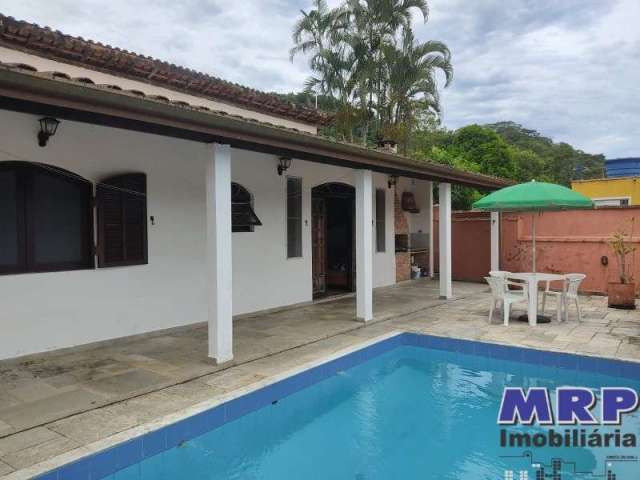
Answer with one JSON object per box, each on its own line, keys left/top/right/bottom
{"left": 506, "top": 272, "right": 566, "bottom": 326}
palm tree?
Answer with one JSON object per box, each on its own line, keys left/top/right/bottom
{"left": 383, "top": 28, "right": 452, "bottom": 127}
{"left": 291, "top": 0, "right": 452, "bottom": 149}
{"left": 341, "top": 0, "right": 430, "bottom": 144}
{"left": 303, "top": 46, "right": 360, "bottom": 142}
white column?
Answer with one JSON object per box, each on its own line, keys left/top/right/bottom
{"left": 490, "top": 211, "right": 500, "bottom": 272}
{"left": 205, "top": 143, "right": 233, "bottom": 363}
{"left": 426, "top": 181, "right": 434, "bottom": 278}
{"left": 355, "top": 169, "right": 373, "bottom": 321}
{"left": 439, "top": 182, "right": 452, "bottom": 299}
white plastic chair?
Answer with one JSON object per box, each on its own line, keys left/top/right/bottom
{"left": 541, "top": 277, "right": 567, "bottom": 322}
{"left": 489, "top": 270, "right": 511, "bottom": 279}
{"left": 563, "top": 273, "right": 586, "bottom": 322}
{"left": 489, "top": 271, "right": 512, "bottom": 293}
{"left": 485, "top": 276, "right": 528, "bottom": 326}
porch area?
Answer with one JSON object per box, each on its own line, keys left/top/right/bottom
{"left": 1, "top": 279, "right": 640, "bottom": 478}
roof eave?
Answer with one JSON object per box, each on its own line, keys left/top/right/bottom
{"left": 0, "top": 66, "right": 512, "bottom": 190}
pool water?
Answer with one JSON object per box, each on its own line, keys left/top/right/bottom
{"left": 106, "top": 346, "right": 640, "bottom": 480}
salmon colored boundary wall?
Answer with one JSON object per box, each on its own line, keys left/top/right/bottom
{"left": 433, "top": 206, "right": 640, "bottom": 295}
{"left": 433, "top": 208, "right": 491, "bottom": 283}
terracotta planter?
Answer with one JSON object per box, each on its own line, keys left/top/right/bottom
{"left": 607, "top": 282, "right": 636, "bottom": 309}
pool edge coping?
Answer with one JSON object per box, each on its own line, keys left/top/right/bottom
{"left": 6, "top": 330, "right": 640, "bottom": 480}
{"left": 3, "top": 331, "right": 406, "bottom": 480}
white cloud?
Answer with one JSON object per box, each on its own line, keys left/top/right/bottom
{"left": 0, "top": 0, "right": 638, "bottom": 157}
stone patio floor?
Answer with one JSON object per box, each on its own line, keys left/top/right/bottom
{"left": 1, "top": 279, "right": 640, "bottom": 478}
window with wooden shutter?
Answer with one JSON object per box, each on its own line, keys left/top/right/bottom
{"left": 97, "top": 173, "right": 148, "bottom": 267}
{"left": 376, "top": 188, "right": 386, "bottom": 252}
{"left": 0, "top": 161, "right": 93, "bottom": 275}
{"left": 231, "top": 182, "right": 261, "bottom": 233}
{"left": 287, "top": 177, "right": 303, "bottom": 258}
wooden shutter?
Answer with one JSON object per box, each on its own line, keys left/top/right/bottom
{"left": 97, "top": 173, "right": 148, "bottom": 267}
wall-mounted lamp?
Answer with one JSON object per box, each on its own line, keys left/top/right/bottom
{"left": 388, "top": 175, "right": 398, "bottom": 189}
{"left": 278, "top": 156, "right": 292, "bottom": 176}
{"left": 38, "top": 117, "right": 60, "bottom": 147}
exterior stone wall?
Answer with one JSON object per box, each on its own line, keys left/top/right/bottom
{"left": 394, "top": 190, "right": 411, "bottom": 281}
{"left": 396, "top": 252, "right": 411, "bottom": 282}
{"left": 394, "top": 191, "right": 409, "bottom": 234}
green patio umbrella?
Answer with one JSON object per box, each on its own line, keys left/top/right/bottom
{"left": 473, "top": 180, "right": 593, "bottom": 272}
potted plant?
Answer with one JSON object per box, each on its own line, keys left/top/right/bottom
{"left": 608, "top": 221, "right": 637, "bottom": 309}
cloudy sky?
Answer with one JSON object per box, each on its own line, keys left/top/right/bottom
{"left": 1, "top": 0, "right": 638, "bottom": 157}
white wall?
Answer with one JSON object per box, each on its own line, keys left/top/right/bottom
{"left": 0, "top": 110, "right": 396, "bottom": 359}
{"left": 0, "top": 110, "right": 210, "bottom": 359}
{"left": 232, "top": 153, "right": 396, "bottom": 315}
{"left": 397, "top": 177, "right": 432, "bottom": 235}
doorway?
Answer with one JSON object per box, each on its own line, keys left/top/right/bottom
{"left": 311, "top": 183, "right": 355, "bottom": 298}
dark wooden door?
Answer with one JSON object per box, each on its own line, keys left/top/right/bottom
{"left": 312, "top": 197, "right": 326, "bottom": 296}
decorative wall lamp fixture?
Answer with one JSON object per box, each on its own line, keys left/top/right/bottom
{"left": 388, "top": 175, "right": 398, "bottom": 189}
{"left": 38, "top": 117, "right": 60, "bottom": 147}
{"left": 278, "top": 156, "right": 292, "bottom": 176}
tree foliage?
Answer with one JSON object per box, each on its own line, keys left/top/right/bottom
{"left": 410, "top": 122, "right": 605, "bottom": 209}
{"left": 289, "top": 3, "right": 605, "bottom": 211}
{"left": 291, "top": 0, "right": 451, "bottom": 149}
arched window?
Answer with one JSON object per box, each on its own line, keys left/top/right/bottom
{"left": 0, "top": 161, "right": 93, "bottom": 275}
{"left": 231, "top": 182, "right": 261, "bottom": 232}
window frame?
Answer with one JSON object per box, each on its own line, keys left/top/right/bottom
{"left": 375, "top": 188, "right": 386, "bottom": 253}
{"left": 231, "top": 182, "right": 261, "bottom": 233}
{"left": 286, "top": 176, "right": 303, "bottom": 259}
{"left": 97, "top": 173, "right": 148, "bottom": 268}
{"left": 0, "top": 161, "right": 94, "bottom": 276}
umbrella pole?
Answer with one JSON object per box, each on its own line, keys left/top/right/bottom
{"left": 532, "top": 212, "right": 536, "bottom": 273}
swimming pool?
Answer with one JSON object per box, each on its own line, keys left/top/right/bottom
{"left": 37, "top": 333, "right": 640, "bottom": 479}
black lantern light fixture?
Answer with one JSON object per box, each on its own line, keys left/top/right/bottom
{"left": 38, "top": 117, "right": 60, "bottom": 147}
{"left": 388, "top": 174, "right": 398, "bottom": 189}
{"left": 277, "top": 156, "right": 292, "bottom": 176}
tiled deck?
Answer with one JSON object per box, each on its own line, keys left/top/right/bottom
{"left": 1, "top": 279, "right": 639, "bottom": 478}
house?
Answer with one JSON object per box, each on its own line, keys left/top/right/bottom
{"left": 0, "top": 14, "right": 508, "bottom": 363}
{"left": 572, "top": 158, "right": 640, "bottom": 207}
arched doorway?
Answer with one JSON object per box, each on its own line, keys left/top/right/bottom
{"left": 311, "top": 182, "right": 356, "bottom": 298}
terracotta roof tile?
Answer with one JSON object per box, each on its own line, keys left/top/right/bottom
{"left": 0, "top": 14, "right": 331, "bottom": 126}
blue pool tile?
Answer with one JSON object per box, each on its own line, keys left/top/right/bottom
{"left": 521, "top": 347, "right": 542, "bottom": 364}
{"left": 448, "top": 338, "right": 464, "bottom": 352}
{"left": 555, "top": 353, "right": 579, "bottom": 370}
{"left": 272, "top": 372, "right": 309, "bottom": 398}
{"left": 538, "top": 351, "right": 559, "bottom": 368}
{"left": 165, "top": 418, "right": 192, "bottom": 449}
{"left": 270, "top": 371, "right": 299, "bottom": 397}
{"left": 488, "top": 343, "right": 516, "bottom": 361}
{"left": 457, "top": 340, "right": 475, "bottom": 355}
{"left": 597, "top": 359, "right": 621, "bottom": 377}
{"left": 225, "top": 387, "right": 272, "bottom": 423}
{"left": 88, "top": 448, "right": 118, "bottom": 480}
{"left": 57, "top": 459, "right": 90, "bottom": 480}
{"left": 577, "top": 355, "right": 600, "bottom": 374}
{"left": 203, "top": 405, "right": 226, "bottom": 431}
{"left": 412, "top": 334, "right": 434, "bottom": 348}
{"left": 473, "top": 342, "right": 491, "bottom": 358}
{"left": 113, "top": 438, "right": 143, "bottom": 472}
{"left": 429, "top": 336, "right": 450, "bottom": 351}
{"left": 188, "top": 408, "right": 219, "bottom": 439}
{"left": 619, "top": 361, "right": 640, "bottom": 380}
{"left": 141, "top": 428, "right": 166, "bottom": 458}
